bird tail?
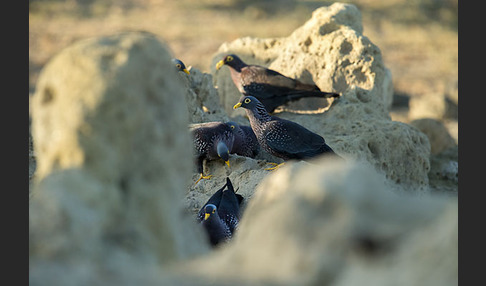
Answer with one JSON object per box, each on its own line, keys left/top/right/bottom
{"left": 287, "top": 89, "right": 340, "bottom": 99}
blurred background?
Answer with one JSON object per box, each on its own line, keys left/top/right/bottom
{"left": 29, "top": 0, "right": 458, "bottom": 133}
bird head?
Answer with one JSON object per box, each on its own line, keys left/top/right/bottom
{"left": 217, "top": 141, "right": 231, "bottom": 168}
{"left": 216, "top": 54, "right": 246, "bottom": 71}
{"left": 172, "top": 58, "right": 190, "bottom": 75}
{"left": 225, "top": 121, "right": 241, "bottom": 133}
{"left": 204, "top": 204, "right": 217, "bottom": 221}
{"left": 233, "top": 95, "right": 260, "bottom": 110}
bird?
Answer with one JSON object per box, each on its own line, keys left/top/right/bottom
{"left": 225, "top": 121, "right": 260, "bottom": 158}
{"left": 233, "top": 95, "right": 341, "bottom": 170}
{"left": 191, "top": 122, "right": 235, "bottom": 184}
{"left": 215, "top": 54, "right": 340, "bottom": 113}
{"left": 197, "top": 177, "right": 244, "bottom": 246}
{"left": 172, "top": 58, "right": 190, "bottom": 75}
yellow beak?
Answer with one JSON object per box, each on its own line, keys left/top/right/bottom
{"left": 225, "top": 160, "right": 230, "bottom": 168}
{"left": 216, "top": 60, "right": 225, "bottom": 70}
{"left": 233, "top": 102, "right": 242, "bottom": 109}
{"left": 183, "top": 68, "right": 190, "bottom": 75}
{"left": 204, "top": 213, "right": 210, "bottom": 220}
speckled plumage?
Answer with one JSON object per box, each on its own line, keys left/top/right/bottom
{"left": 226, "top": 121, "right": 260, "bottom": 158}
{"left": 197, "top": 177, "right": 243, "bottom": 246}
{"left": 216, "top": 54, "right": 340, "bottom": 113}
{"left": 234, "top": 95, "right": 340, "bottom": 161}
{"left": 191, "top": 121, "right": 234, "bottom": 175}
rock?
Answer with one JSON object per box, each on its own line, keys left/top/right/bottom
{"left": 210, "top": 3, "right": 430, "bottom": 192}
{"left": 29, "top": 32, "right": 209, "bottom": 285}
{"left": 410, "top": 118, "right": 456, "bottom": 155}
{"left": 181, "top": 158, "right": 457, "bottom": 286}
{"left": 409, "top": 92, "right": 458, "bottom": 121}
{"left": 185, "top": 155, "right": 272, "bottom": 216}
{"left": 212, "top": 3, "right": 393, "bottom": 116}
{"left": 428, "top": 146, "right": 458, "bottom": 195}
{"left": 179, "top": 67, "right": 230, "bottom": 123}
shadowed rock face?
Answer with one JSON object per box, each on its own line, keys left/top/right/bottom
{"left": 211, "top": 3, "right": 430, "bottom": 193}
{"left": 182, "top": 158, "right": 457, "bottom": 286}
{"left": 30, "top": 31, "right": 209, "bottom": 285}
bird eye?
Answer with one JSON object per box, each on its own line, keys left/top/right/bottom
{"left": 227, "top": 56, "right": 233, "bottom": 62}
{"left": 176, "top": 64, "right": 181, "bottom": 68}
{"left": 244, "top": 98, "right": 251, "bottom": 104}
{"left": 231, "top": 125, "right": 235, "bottom": 129}
{"left": 212, "top": 209, "right": 216, "bottom": 214}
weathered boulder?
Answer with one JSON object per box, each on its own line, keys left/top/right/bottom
{"left": 212, "top": 3, "right": 393, "bottom": 116}
{"left": 410, "top": 118, "right": 456, "bottom": 155}
{"left": 30, "top": 32, "right": 209, "bottom": 285}
{"left": 179, "top": 67, "right": 230, "bottom": 123}
{"left": 182, "top": 158, "right": 458, "bottom": 286}
{"left": 210, "top": 3, "right": 430, "bottom": 192}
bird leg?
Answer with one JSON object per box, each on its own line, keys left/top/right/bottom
{"left": 264, "top": 162, "right": 285, "bottom": 171}
{"left": 195, "top": 173, "right": 212, "bottom": 185}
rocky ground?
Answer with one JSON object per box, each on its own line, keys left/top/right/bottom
{"left": 29, "top": 2, "right": 457, "bottom": 286}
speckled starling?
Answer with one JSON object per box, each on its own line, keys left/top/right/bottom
{"left": 191, "top": 122, "right": 234, "bottom": 184}
{"left": 172, "top": 58, "right": 190, "bottom": 74}
{"left": 226, "top": 121, "right": 260, "bottom": 158}
{"left": 197, "top": 177, "right": 243, "bottom": 246}
{"left": 233, "top": 95, "right": 341, "bottom": 169}
{"left": 216, "top": 54, "right": 339, "bottom": 113}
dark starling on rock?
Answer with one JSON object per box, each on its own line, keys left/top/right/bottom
{"left": 172, "top": 58, "right": 190, "bottom": 75}
{"left": 216, "top": 54, "right": 339, "bottom": 113}
{"left": 233, "top": 95, "right": 341, "bottom": 170}
{"left": 226, "top": 121, "right": 260, "bottom": 158}
{"left": 197, "top": 177, "right": 243, "bottom": 246}
{"left": 191, "top": 122, "right": 234, "bottom": 184}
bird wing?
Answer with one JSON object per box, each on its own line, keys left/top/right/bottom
{"left": 240, "top": 66, "right": 298, "bottom": 90}
{"left": 218, "top": 178, "right": 242, "bottom": 232}
{"left": 264, "top": 119, "right": 327, "bottom": 160}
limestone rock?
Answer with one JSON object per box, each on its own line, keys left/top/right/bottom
{"left": 183, "top": 158, "right": 457, "bottom": 286}
{"left": 409, "top": 92, "right": 458, "bottom": 121}
{"left": 410, "top": 118, "right": 456, "bottom": 155}
{"left": 211, "top": 3, "right": 393, "bottom": 116}
{"left": 428, "top": 146, "right": 458, "bottom": 195}
{"left": 210, "top": 3, "right": 430, "bottom": 192}
{"left": 30, "top": 32, "right": 209, "bottom": 285}
{"left": 180, "top": 67, "right": 230, "bottom": 123}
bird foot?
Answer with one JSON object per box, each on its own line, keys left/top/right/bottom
{"left": 264, "top": 162, "right": 285, "bottom": 171}
{"left": 195, "top": 173, "right": 212, "bottom": 185}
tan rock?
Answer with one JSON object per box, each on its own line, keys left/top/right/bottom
{"left": 182, "top": 158, "right": 457, "bottom": 286}
{"left": 210, "top": 3, "right": 429, "bottom": 192}
{"left": 410, "top": 118, "right": 456, "bottom": 155}
{"left": 30, "top": 32, "right": 209, "bottom": 285}
{"left": 180, "top": 67, "right": 230, "bottom": 123}
{"left": 211, "top": 3, "right": 393, "bottom": 116}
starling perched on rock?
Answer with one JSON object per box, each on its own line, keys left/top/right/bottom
{"left": 234, "top": 95, "right": 341, "bottom": 170}
{"left": 197, "top": 177, "right": 243, "bottom": 246}
{"left": 216, "top": 54, "right": 339, "bottom": 113}
{"left": 191, "top": 122, "right": 234, "bottom": 184}
{"left": 226, "top": 121, "right": 260, "bottom": 158}
{"left": 172, "top": 58, "right": 190, "bottom": 74}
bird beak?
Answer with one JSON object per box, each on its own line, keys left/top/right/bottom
{"left": 183, "top": 68, "right": 190, "bottom": 75}
{"left": 233, "top": 102, "right": 242, "bottom": 109}
{"left": 216, "top": 60, "right": 225, "bottom": 70}
{"left": 225, "top": 160, "right": 230, "bottom": 168}
{"left": 204, "top": 213, "right": 210, "bottom": 221}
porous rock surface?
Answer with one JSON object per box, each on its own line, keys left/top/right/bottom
{"left": 210, "top": 3, "right": 430, "bottom": 192}
{"left": 179, "top": 67, "right": 230, "bottom": 123}
{"left": 29, "top": 32, "right": 209, "bottom": 285}
{"left": 181, "top": 158, "right": 458, "bottom": 286}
